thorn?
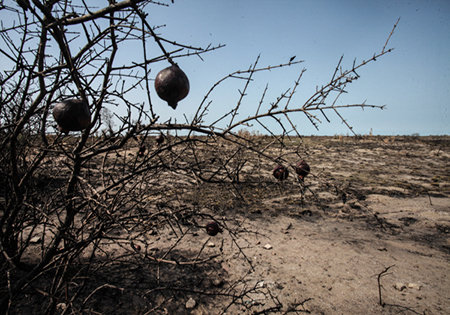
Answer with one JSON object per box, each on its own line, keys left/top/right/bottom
{"left": 289, "top": 55, "right": 296, "bottom": 63}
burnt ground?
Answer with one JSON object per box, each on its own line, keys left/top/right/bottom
{"left": 4, "top": 135, "right": 450, "bottom": 314}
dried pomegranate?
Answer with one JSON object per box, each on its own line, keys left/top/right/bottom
{"left": 295, "top": 160, "right": 310, "bottom": 180}
{"left": 155, "top": 133, "right": 164, "bottom": 145}
{"left": 273, "top": 165, "right": 289, "bottom": 181}
{"left": 154, "top": 64, "right": 189, "bottom": 109}
{"left": 206, "top": 221, "right": 222, "bottom": 236}
{"left": 52, "top": 99, "right": 90, "bottom": 133}
{"left": 137, "top": 144, "right": 146, "bottom": 157}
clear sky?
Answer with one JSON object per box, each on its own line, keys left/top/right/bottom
{"left": 144, "top": 0, "right": 449, "bottom": 136}
{"left": 1, "top": 1, "right": 449, "bottom": 136}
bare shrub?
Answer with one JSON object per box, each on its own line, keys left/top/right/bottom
{"left": 0, "top": 1, "right": 398, "bottom": 313}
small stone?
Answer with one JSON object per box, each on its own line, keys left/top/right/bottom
{"left": 56, "top": 303, "right": 66, "bottom": 310}
{"left": 30, "top": 236, "right": 41, "bottom": 244}
{"left": 186, "top": 297, "right": 196, "bottom": 309}
{"left": 221, "top": 262, "right": 231, "bottom": 273}
{"left": 408, "top": 283, "right": 421, "bottom": 290}
{"left": 206, "top": 242, "right": 215, "bottom": 247}
{"left": 212, "top": 279, "right": 223, "bottom": 287}
{"left": 263, "top": 244, "right": 273, "bottom": 250}
{"left": 394, "top": 283, "right": 406, "bottom": 291}
{"left": 341, "top": 204, "right": 352, "bottom": 213}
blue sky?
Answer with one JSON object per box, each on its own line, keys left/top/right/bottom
{"left": 1, "top": 0, "right": 449, "bottom": 136}
{"left": 143, "top": 0, "right": 449, "bottom": 136}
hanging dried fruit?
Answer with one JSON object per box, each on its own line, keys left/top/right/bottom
{"left": 154, "top": 64, "right": 189, "bottom": 109}
{"left": 206, "top": 221, "right": 222, "bottom": 236}
{"left": 273, "top": 165, "right": 289, "bottom": 181}
{"left": 295, "top": 160, "right": 310, "bottom": 181}
{"left": 155, "top": 133, "right": 165, "bottom": 145}
{"left": 52, "top": 99, "right": 91, "bottom": 133}
{"left": 137, "top": 144, "right": 146, "bottom": 157}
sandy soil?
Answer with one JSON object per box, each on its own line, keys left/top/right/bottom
{"left": 126, "top": 195, "right": 450, "bottom": 315}
{"left": 215, "top": 194, "right": 450, "bottom": 314}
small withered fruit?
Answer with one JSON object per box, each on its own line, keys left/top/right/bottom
{"left": 273, "top": 165, "right": 289, "bottom": 181}
{"left": 137, "top": 144, "right": 146, "bottom": 157}
{"left": 295, "top": 160, "right": 310, "bottom": 181}
{"left": 155, "top": 133, "right": 165, "bottom": 145}
{"left": 154, "top": 64, "right": 189, "bottom": 109}
{"left": 52, "top": 99, "right": 91, "bottom": 133}
{"left": 206, "top": 221, "right": 222, "bottom": 236}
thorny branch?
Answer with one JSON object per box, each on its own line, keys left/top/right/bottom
{"left": 0, "top": 1, "right": 399, "bottom": 313}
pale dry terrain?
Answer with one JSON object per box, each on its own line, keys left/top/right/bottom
{"left": 7, "top": 136, "right": 450, "bottom": 314}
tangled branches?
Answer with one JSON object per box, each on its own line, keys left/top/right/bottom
{"left": 0, "top": 0, "right": 398, "bottom": 313}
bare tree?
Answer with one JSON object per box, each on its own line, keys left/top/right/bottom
{"left": 0, "top": 0, "right": 398, "bottom": 313}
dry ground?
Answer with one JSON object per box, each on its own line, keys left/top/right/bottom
{"left": 6, "top": 135, "right": 450, "bottom": 314}
{"left": 152, "top": 135, "right": 450, "bottom": 315}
